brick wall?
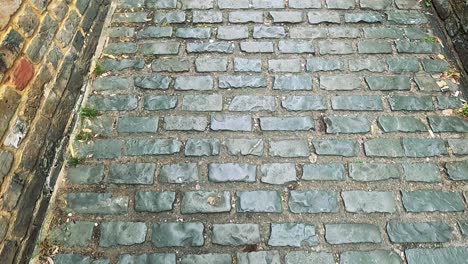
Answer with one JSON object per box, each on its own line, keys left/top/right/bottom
{"left": 0, "top": 0, "right": 110, "bottom": 262}
{"left": 433, "top": 0, "right": 468, "bottom": 73}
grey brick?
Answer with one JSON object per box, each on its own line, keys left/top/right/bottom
{"left": 273, "top": 75, "right": 313, "bottom": 90}
{"left": 229, "top": 11, "right": 264, "bottom": 23}
{"left": 363, "top": 27, "right": 404, "bottom": 38}
{"left": 260, "top": 163, "right": 297, "bottom": 184}
{"left": 350, "top": 163, "right": 401, "bottom": 181}
{"left": 289, "top": 191, "right": 338, "bottom": 213}
{"left": 118, "top": 254, "right": 175, "bottom": 264}
{"left": 364, "top": 139, "right": 404, "bottom": 157}
{"left": 279, "top": 41, "right": 315, "bottom": 54}
{"left": 387, "top": 221, "right": 451, "bottom": 243}
{"left": 182, "top": 95, "right": 222, "bottom": 111}
{"left": 313, "top": 139, "right": 359, "bottom": 157}
{"left": 212, "top": 224, "right": 260, "bottom": 245}
{"left": 261, "top": 117, "right": 314, "bottom": 131}
{"left": 377, "top": 116, "right": 427, "bottom": 133}
{"left": 152, "top": 58, "right": 190, "bottom": 72}
{"left": 65, "top": 193, "right": 128, "bottom": 214}
{"left": 211, "top": 114, "right": 252, "bottom": 131}
{"left": 152, "top": 222, "right": 204, "bottom": 247}
{"left": 109, "top": 163, "right": 155, "bottom": 184}
{"left": 137, "top": 26, "right": 173, "bottom": 39}
{"left": 234, "top": 58, "right": 262, "bottom": 72}
{"left": 253, "top": 26, "right": 286, "bottom": 38}
{"left": 237, "top": 252, "right": 281, "bottom": 264}
{"left": 144, "top": 95, "right": 177, "bottom": 110}
{"left": 403, "top": 163, "right": 441, "bottom": 182}
{"left": 176, "top": 28, "right": 211, "bottom": 39}
{"left": 342, "top": 191, "right": 396, "bottom": 213}
{"left": 269, "top": 223, "right": 317, "bottom": 247}
{"left": 181, "top": 0, "right": 214, "bottom": 9}
{"left": 237, "top": 191, "right": 282, "bottom": 213}
{"left": 140, "top": 42, "right": 180, "bottom": 55}
{"left": 388, "top": 11, "right": 428, "bottom": 24}
{"left": 174, "top": 76, "right": 213, "bottom": 90}
{"left": 319, "top": 40, "right": 353, "bottom": 55}
{"left": 325, "top": 224, "right": 381, "bottom": 244}
{"left": 269, "top": 59, "right": 301, "bottom": 73}
{"left": 291, "top": 27, "right": 328, "bottom": 39}
{"left": 154, "top": 11, "right": 186, "bottom": 23}
{"left": 285, "top": 252, "right": 334, "bottom": 264}
{"left": 446, "top": 161, "right": 468, "bottom": 181}
{"left": 195, "top": 57, "right": 228, "bottom": 72}
{"left": 402, "top": 191, "right": 465, "bottom": 212}
{"left": 308, "top": 11, "right": 340, "bottom": 24}
{"left": 240, "top": 41, "right": 274, "bottom": 53}
{"left": 357, "top": 40, "right": 392, "bottom": 53}
{"left": 406, "top": 248, "right": 468, "bottom": 264}
{"left": 181, "top": 254, "right": 231, "bottom": 264}
{"left": 159, "top": 163, "right": 199, "bottom": 183}
{"left": 387, "top": 58, "right": 420, "bottom": 73}
{"left": 88, "top": 95, "right": 138, "bottom": 111}
{"left": 252, "top": 0, "right": 284, "bottom": 8}
{"left": 217, "top": 26, "right": 249, "bottom": 40}
{"left": 100, "top": 222, "right": 147, "bottom": 247}
{"left": 219, "top": 75, "right": 267, "bottom": 88}
{"left": 124, "top": 139, "right": 182, "bottom": 156}
{"left": 134, "top": 75, "right": 171, "bottom": 90}
{"left": 164, "top": 116, "right": 208, "bottom": 131}
{"left": 229, "top": 96, "right": 275, "bottom": 112}
{"left": 185, "top": 139, "right": 220, "bottom": 156}
{"left": 187, "top": 42, "right": 234, "bottom": 53}
{"left": 225, "top": 139, "right": 264, "bottom": 156}
{"left": 135, "top": 191, "right": 175, "bottom": 212}
{"left": 282, "top": 96, "right": 326, "bottom": 111}
{"left": 290, "top": 0, "right": 321, "bottom": 8}
{"left": 324, "top": 116, "right": 371, "bottom": 134}
{"left": 320, "top": 75, "right": 362, "bottom": 91}
{"left": 146, "top": 0, "right": 177, "bottom": 8}
{"left": 340, "top": 251, "right": 400, "bottom": 264}
{"left": 307, "top": 58, "right": 344, "bottom": 72}
{"left": 366, "top": 76, "right": 411, "bottom": 91}
{"left": 345, "top": 12, "right": 384, "bottom": 23}
{"left": 93, "top": 76, "right": 130, "bottom": 91}
{"left": 208, "top": 163, "right": 256, "bottom": 182}
{"left": 395, "top": 41, "right": 434, "bottom": 53}
{"left": 428, "top": 116, "right": 468, "bottom": 133}
{"left": 326, "top": 0, "right": 355, "bottom": 9}
{"left": 193, "top": 11, "right": 223, "bottom": 23}
{"left": 67, "top": 165, "right": 104, "bottom": 184}
{"left": 389, "top": 96, "right": 434, "bottom": 111}
{"left": 219, "top": 0, "right": 250, "bottom": 9}
{"left": 302, "top": 163, "right": 346, "bottom": 181}
{"left": 270, "top": 11, "right": 303, "bottom": 23}
{"left": 181, "top": 191, "right": 231, "bottom": 213}
{"left": 448, "top": 139, "right": 468, "bottom": 155}
{"left": 332, "top": 96, "right": 383, "bottom": 111}
{"left": 402, "top": 138, "right": 447, "bottom": 157}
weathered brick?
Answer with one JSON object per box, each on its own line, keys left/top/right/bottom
{"left": 237, "top": 191, "right": 282, "bottom": 213}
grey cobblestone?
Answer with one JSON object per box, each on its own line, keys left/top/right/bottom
{"left": 195, "top": 57, "right": 228, "bottom": 72}
{"left": 152, "top": 222, "right": 204, "bottom": 247}
{"left": 268, "top": 223, "right": 317, "bottom": 247}
{"left": 237, "top": 191, "right": 282, "bottom": 213}
{"left": 325, "top": 224, "right": 381, "bottom": 244}
{"left": 212, "top": 224, "right": 260, "bottom": 245}
{"left": 144, "top": 95, "right": 177, "bottom": 111}
{"left": 289, "top": 191, "right": 338, "bottom": 213}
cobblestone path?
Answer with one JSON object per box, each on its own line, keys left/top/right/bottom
{"left": 43, "top": 0, "right": 468, "bottom": 263}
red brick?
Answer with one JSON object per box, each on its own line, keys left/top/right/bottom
{"left": 9, "top": 58, "right": 34, "bottom": 91}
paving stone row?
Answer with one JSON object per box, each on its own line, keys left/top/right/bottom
{"left": 47, "top": 0, "right": 468, "bottom": 263}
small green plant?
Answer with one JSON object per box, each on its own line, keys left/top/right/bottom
{"left": 425, "top": 0, "right": 432, "bottom": 7}
{"left": 457, "top": 103, "right": 468, "bottom": 118}
{"left": 75, "top": 131, "right": 93, "bottom": 142}
{"left": 80, "top": 107, "right": 99, "bottom": 118}
{"left": 68, "top": 156, "right": 85, "bottom": 167}
{"left": 423, "top": 36, "right": 437, "bottom": 43}
{"left": 94, "top": 63, "right": 105, "bottom": 75}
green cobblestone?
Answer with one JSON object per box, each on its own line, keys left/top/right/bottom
{"left": 428, "top": 116, "right": 468, "bottom": 133}
{"left": 134, "top": 75, "right": 171, "bottom": 90}
{"left": 117, "top": 254, "right": 175, "bottom": 264}
{"left": 340, "top": 251, "right": 400, "bottom": 264}
{"left": 342, "top": 191, "right": 396, "bottom": 213}
{"left": 236, "top": 191, "right": 282, "bottom": 213}
{"left": 109, "top": 163, "right": 156, "bottom": 184}
{"left": 366, "top": 76, "right": 411, "bottom": 90}
{"left": 313, "top": 139, "right": 359, "bottom": 157}
{"left": 117, "top": 117, "right": 158, "bottom": 133}
{"left": 225, "top": 139, "right": 264, "bottom": 156}
{"left": 135, "top": 191, "right": 175, "bottom": 212}
{"left": 402, "top": 191, "right": 465, "bottom": 212}
{"left": 446, "top": 161, "right": 468, "bottom": 181}
{"left": 282, "top": 96, "right": 327, "bottom": 111}
{"left": 152, "top": 222, "right": 204, "bottom": 247}
{"left": 124, "top": 139, "right": 182, "bottom": 156}
{"left": 209, "top": 163, "right": 256, "bottom": 182}
{"left": 349, "top": 163, "right": 401, "bottom": 181}
{"left": 387, "top": 221, "right": 452, "bottom": 243}
{"left": 389, "top": 96, "right": 434, "bottom": 111}
{"left": 185, "top": 139, "right": 220, "bottom": 156}
{"left": 285, "top": 252, "right": 334, "bottom": 264}
{"left": 66, "top": 193, "right": 129, "bottom": 214}
{"left": 324, "top": 116, "right": 371, "bottom": 134}
{"left": 406, "top": 248, "right": 468, "bottom": 264}
{"left": 331, "top": 96, "right": 383, "bottom": 111}
{"left": 237, "top": 251, "right": 281, "bottom": 264}
{"left": 100, "top": 222, "right": 147, "bottom": 247}
{"left": 268, "top": 223, "right": 317, "bottom": 247}
{"left": 159, "top": 163, "right": 199, "bottom": 183}
{"left": 378, "top": 116, "right": 427, "bottom": 132}
{"left": 308, "top": 11, "right": 340, "bottom": 24}
{"left": 302, "top": 163, "right": 346, "bottom": 181}
{"left": 261, "top": 163, "right": 297, "bottom": 185}
{"left": 403, "top": 163, "right": 441, "bottom": 182}
{"left": 67, "top": 165, "right": 104, "bottom": 184}
{"left": 364, "top": 139, "right": 404, "bottom": 157}
{"left": 212, "top": 224, "right": 260, "bottom": 245}
{"left": 269, "top": 140, "right": 310, "bottom": 157}
{"left": 181, "top": 254, "right": 231, "bottom": 264}
{"left": 402, "top": 138, "right": 447, "bottom": 157}
{"left": 448, "top": 139, "right": 468, "bottom": 155}
{"left": 325, "top": 224, "right": 381, "bottom": 244}
{"left": 289, "top": 191, "right": 338, "bottom": 213}
{"left": 181, "top": 191, "right": 231, "bottom": 213}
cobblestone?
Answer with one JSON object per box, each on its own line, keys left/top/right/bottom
{"left": 45, "top": 0, "right": 468, "bottom": 261}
